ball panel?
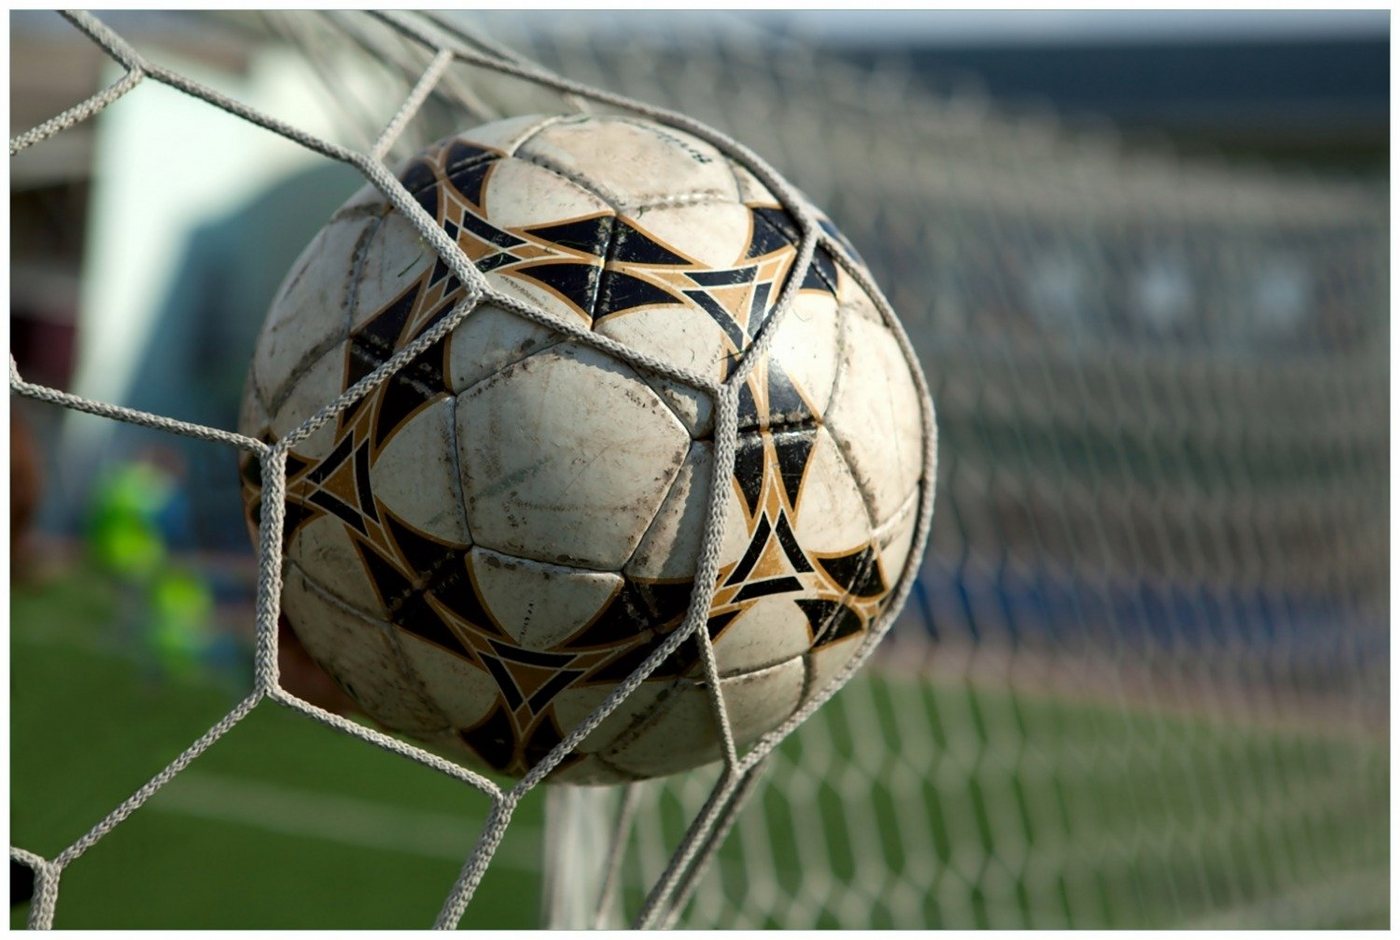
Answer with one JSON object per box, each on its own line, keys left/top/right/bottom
{"left": 803, "top": 631, "right": 865, "bottom": 705}
{"left": 873, "top": 485, "right": 922, "bottom": 592}
{"left": 237, "top": 373, "right": 269, "bottom": 439}
{"left": 518, "top": 115, "right": 738, "bottom": 209}
{"left": 348, "top": 210, "right": 430, "bottom": 335}
{"left": 825, "top": 313, "right": 925, "bottom": 526}
{"left": 447, "top": 303, "right": 562, "bottom": 394}
{"left": 456, "top": 342, "right": 690, "bottom": 570}
{"left": 456, "top": 113, "right": 561, "bottom": 156}
{"left": 836, "top": 264, "right": 885, "bottom": 324}
{"left": 282, "top": 565, "right": 448, "bottom": 734}
{"left": 480, "top": 156, "right": 614, "bottom": 232}
{"left": 594, "top": 308, "right": 726, "bottom": 435}
{"left": 784, "top": 426, "right": 874, "bottom": 554}
{"left": 709, "top": 597, "right": 817, "bottom": 676}
{"left": 369, "top": 396, "right": 471, "bottom": 544}
{"left": 730, "top": 161, "right": 778, "bottom": 205}
{"left": 763, "top": 289, "right": 842, "bottom": 421}
{"left": 601, "top": 657, "right": 805, "bottom": 778}
{"left": 550, "top": 680, "right": 670, "bottom": 758}
{"left": 266, "top": 340, "right": 351, "bottom": 461}
{"left": 626, "top": 441, "right": 716, "bottom": 581}
{"left": 253, "top": 216, "right": 371, "bottom": 405}
{"left": 467, "top": 546, "right": 623, "bottom": 649}
{"left": 286, "top": 516, "right": 387, "bottom": 619}
{"left": 617, "top": 202, "right": 753, "bottom": 268}
{"left": 391, "top": 631, "right": 499, "bottom": 731}
{"left": 543, "top": 753, "right": 637, "bottom": 785}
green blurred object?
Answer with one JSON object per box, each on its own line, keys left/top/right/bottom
{"left": 84, "top": 461, "right": 224, "bottom": 681}
{"left": 86, "top": 462, "right": 178, "bottom": 580}
{"left": 148, "top": 569, "right": 216, "bottom": 679}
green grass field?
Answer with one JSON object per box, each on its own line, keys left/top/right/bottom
{"left": 11, "top": 562, "right": 1388, "bottom": 929}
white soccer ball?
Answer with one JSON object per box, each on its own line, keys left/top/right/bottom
{"left": 239, "top": 113, "right": 930, "bottom": 783}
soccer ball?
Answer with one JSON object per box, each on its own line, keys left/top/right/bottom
{"left": 238, "top": 113, "right": 930, "bottom": 784}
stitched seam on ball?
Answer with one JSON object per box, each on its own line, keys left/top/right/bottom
{"left": 630, "top": 190, "right": 731, "bottom": 212}
{"left": 286, "top": 557, "right": 455, "bottom": 733}
{"left": 444, "top": 389, "right": 473, "bottom": 547}
{"left": 451, "top": 335, "right": 569, "bottom": 401}
{"left": 587, "top": 214, "right": 619, "bottom": 321}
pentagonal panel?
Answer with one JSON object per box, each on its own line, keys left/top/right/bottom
{"left": 601, "top": 657, "right": 805, "bottom": 779}
{"left": 369, "top": 396, "right": 470, "bottom": 544}
{"left": 456, "top": 342, "right": 689, "bottom": 570}
{"left": 825, "top": 313, "right": 925, "bottom": 526}
{"left": 518, "top": 115, "right": 739, "bottom": 209}
{"left": 282, "top": 565, "right": 447, "bottom": 735}
{"left": 253, "top": 214, "right": 373, "bottom": 405}
{"left": 467, "top": 546, "right": 623, "bottom": 649}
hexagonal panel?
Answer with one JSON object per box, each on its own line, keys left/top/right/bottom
{"left": 601, "top": 656, "right": 805, "bottom": 779}
{"left": 456, "top": 341, "right": 690, "bottom": 570}
{"left": 518, "top": 115, "right": 739, "bottom": 209}
{"left": 627, "top": 441, "right": 720, "bottom": 581}
{"left": 467, "top": 546, "right": 623, "bottom": 649}
{"left": 457, "top": 113, "right": 562, "bottom": 155}
{"left": 282, "top": 565, "right": 447, "bottom": 735}
{"left": 369, "top": 396, "right": 470, "bottom": 545}
{"left": 825, "top": 313, "right": 925, "bottom": 526}
{"left": 390, "top": 631, "right": 498, "bottom": 732}
{"left": 252, "top": 214, "right": 372, "bottom": 405}
{"left": 447, "top": 303, "right": 561, "bottom": 395}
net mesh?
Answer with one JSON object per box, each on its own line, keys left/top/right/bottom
{"left": 9, "top": 9, "right": 936, "bottom": 930}
{"left": 10, "top": 10, "right": 1387, "bottom": 931}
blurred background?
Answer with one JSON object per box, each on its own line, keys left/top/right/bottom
{"left": 9, "top": 9, "right": 1388, "bottom": 930}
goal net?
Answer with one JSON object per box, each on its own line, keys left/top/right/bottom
{"left": 10, "top": 10, "right": 1387, "bottom": 930}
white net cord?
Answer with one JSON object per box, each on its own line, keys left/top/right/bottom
{"left": 9, "top": 9, "right": 937, "bottom": 930}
